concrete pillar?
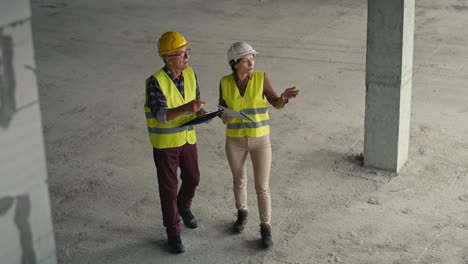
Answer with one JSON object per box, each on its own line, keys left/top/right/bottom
{"left": 364, "top": 0, "right": 415, "bottom": 173}
{"left": 0, "top": 0, "right": 57, "bottom": 263}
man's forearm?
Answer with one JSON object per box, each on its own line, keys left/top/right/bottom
{"left": 166, "top": 104, "right": 188, "bottom": 121}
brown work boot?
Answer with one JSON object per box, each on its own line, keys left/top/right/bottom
{"left": 232, "top": 209, "right": 248, "bottom": 234}
{"left": 260, "top": 223, "right": 273, "bottom": 249}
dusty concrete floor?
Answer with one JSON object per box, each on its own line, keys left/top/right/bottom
{"left": 32, "top": 0, "right": 468, "bottom": 263}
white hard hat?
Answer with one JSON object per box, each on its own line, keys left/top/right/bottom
{"left": 227, "top": 42, "right": 258, "bottom": 63}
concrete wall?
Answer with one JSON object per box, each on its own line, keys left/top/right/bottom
{"left": 0, "top": 0, "right": 57, "bottom": 263}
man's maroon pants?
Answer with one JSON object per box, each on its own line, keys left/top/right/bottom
{"left": 153, "top": 143, "right": 200, "bottom": 236}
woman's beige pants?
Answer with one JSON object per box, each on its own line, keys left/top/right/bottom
{"left": 225, "top": 134, "right": 272, "bottom": 225}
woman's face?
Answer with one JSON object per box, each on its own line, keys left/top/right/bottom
{"left": 235, "top": 54, "right": 255, "bottom": 75}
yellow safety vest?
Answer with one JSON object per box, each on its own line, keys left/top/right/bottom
{"left": 144, "top": 67, "right": 197, "bottom": 149}
{"left": 221, "top": 70, "right": 270, "bottom": 138}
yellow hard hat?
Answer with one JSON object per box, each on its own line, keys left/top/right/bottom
{"left": 158, "top": 31, "right": 190, "bottom": 57}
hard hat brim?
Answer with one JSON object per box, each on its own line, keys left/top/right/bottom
{"left": 231, "top": 50, "right": 258, "bottom": 62}
{"left": 159, "top": 42, "right": 190, "bottom": 57}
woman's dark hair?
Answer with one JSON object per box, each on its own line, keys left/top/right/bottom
{"left": 229, "top": 59, "right": 238, "bottom": 73}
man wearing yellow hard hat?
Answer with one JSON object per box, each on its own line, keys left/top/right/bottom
{"left": 144, "top": 31, "right": 206, "bottom": 254}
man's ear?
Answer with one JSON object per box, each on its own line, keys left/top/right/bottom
{"left": 161, "top": 56, "right": 168, "bottom": 65}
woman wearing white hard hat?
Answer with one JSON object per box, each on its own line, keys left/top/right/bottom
{"left": 218, "top": 41, "right": 299, "bottom": 249}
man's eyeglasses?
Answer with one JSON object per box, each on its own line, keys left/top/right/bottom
{"left": 165, "top": 48, "right": 191, "bottom": 58}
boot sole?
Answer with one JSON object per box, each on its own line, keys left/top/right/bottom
{"left": 232, "top": 227, "right": 244, "bottom": 234}
{"left": 182, "top": 220, "right": 198, "bottom": 229}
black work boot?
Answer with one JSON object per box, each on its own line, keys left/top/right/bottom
{"left": 260, "top": 223, "right": 273, "bottom": 249}
{"left": 232, "top": 209, "right": 248, "bottom": 234}
{"left": 168, "top": 235, "right": 185, "bottom": 254}
{"left": 179, "top": 209, "right": 198, "bottom": 229}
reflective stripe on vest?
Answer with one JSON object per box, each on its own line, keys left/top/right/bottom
{"left": 144, "top": 67, "right": 197, "bottom": 149}
{"left": 240, "top": 107, "right": 268, "bottom": 115}
{"left": 147, "top": 125, "right": 195, "bottom": 134}
{"left": 221, "top": 70, "right": 270, "bottom": 138}
{"left": 226, "top": 119, "right": 269, "bottom": 129}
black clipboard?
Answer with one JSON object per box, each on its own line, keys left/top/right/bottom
{"left": 179, "top": 109, "right": 223, "bottom": 127}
